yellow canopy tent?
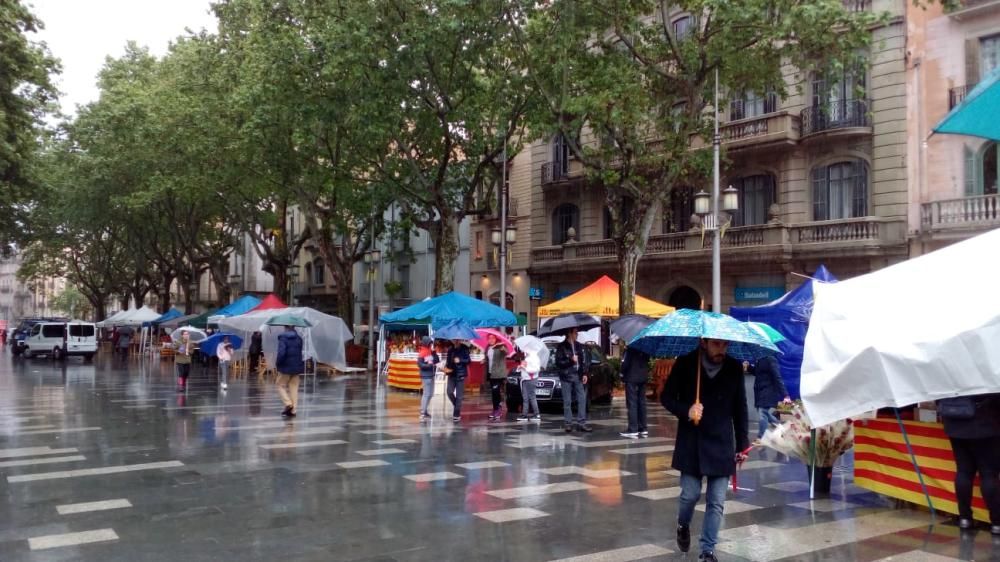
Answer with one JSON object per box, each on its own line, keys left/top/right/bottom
{"left": 537, "top": 275, "right": 674, "bottom": 318}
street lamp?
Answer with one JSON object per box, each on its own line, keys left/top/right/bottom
{"left": 288, "top": 264, "right": 300, "bottom": 304}
{"left": 491, "top": 225, "right": 517, "bottom": 310}
{"left": 364, "top": 248, "right": 381, "bottom": 371}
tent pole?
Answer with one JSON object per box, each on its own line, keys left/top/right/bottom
{"left": 809, "top": 427, "right": 816, "bottom": 500}
{"left": 895, "top": 408, "right": 936, "bottom": 521}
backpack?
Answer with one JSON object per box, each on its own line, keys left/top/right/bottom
{"left": 938, "top": 396, "right": 977, "bottom": 419}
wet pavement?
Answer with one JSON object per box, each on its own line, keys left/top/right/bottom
{"left": 0, "top": 350, "right": 996, "bottom": 561}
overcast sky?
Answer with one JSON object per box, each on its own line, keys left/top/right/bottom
{"left": 27, "top": 0, "right": 218, "bottom": 117}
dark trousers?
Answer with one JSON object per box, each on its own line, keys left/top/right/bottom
{"left": 950, "top": 437, "right": 1000, "bottom": 524}
{"left": 176, "top": 363, "right": 191, "bottom": 386}
{"left": 447, "top": 376, "right": 465, "bottom": 418}
{"left": 490, "top": 379, "right": 504, "bottom": 412}
{"left": 625, "top": 381, "right": 647, "bottom": 433}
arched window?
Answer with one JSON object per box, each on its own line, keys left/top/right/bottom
{"left": 966, "top": 142, "right": 999, "bottom": 196}
{"left": 663, "top": 186, "right": 694, "bottom": 233}
{"left": 489, "top": 291, "right": 515, "bottom": 311}
{"left": 731, "top": 174, "right": 776, "bottom": 226}
{"left": 811, "top": 160, "right": 869, "bottom": 220}
{"left": 312, "top": 258, "right": 325, "bottom": 286}
{"left": 672, "top": 16, "right": 694, "bottom": 40}
{"left": 603, "top": 198, "right": 633, "bottom": 240}
{"left": 552, "top": 203, "right": 580, "bottom": 245}
{"left": 304, "top": 263, "right": 313, "bottom": 286}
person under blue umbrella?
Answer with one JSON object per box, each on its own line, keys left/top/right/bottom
{"left": 442, "top": 338, "right": 471, "bottom": 422}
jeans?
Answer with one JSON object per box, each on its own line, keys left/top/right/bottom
{"left": 950, "top": 436, "right": 1000, "bottom": 524}
{"left": 446, "top": 376, "right": 465, "bottom": 418}
{"left": 521, "top": 380, "right": 539, "bottom": 416}
{"left": 625, "top": 381, "right": 647, "bottom": 433}
{"left": 420, "top": 377, "right": 435, "bottom": 415}
{"left": 678, "top": 473, "right": 729, "bottom": 554}
{"left": 757, "top": 407, "right": 780, "bottom": 439}
{"left": 490, "top": 379, "right": 504, "bottom": 413}
{"left": 219, "top": 360, "right": 229, "bottom": 386}
{"left": 562, "top": 377, "right": 587, "bottom": 424}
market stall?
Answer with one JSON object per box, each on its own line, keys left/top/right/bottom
{"left": 378, "top": 292, "right": 518, "bottom": 391}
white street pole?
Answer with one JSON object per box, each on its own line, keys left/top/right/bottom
{"left": 499, "top": 139, "right": 508, "bottom": 311}
{"left": 712, "top": 68, "right": 722, "bottom": 314}
{"left": 367, "top": 201, "right": 377, "bottom": 373}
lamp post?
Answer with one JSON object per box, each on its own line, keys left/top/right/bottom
{"left": 288, "top": 264, "right": 300, "bottom": 305}
{"left": 694, "top": 69, "right": 740, "bottom": 313}
{"left": 490, "top": 225, "right": 517, "bottom": 309}
{"left": 364, "top": 248, "right": 381, "bottom": 371}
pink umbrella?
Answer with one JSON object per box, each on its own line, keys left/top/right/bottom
{"left": 471, "top": 328, "right": 515, "bottom": 354}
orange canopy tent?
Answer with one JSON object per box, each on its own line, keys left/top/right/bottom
{"left": 248, "top": 294, "right": 287, "bottom": 312}
{"left": 537, "top": 275, "right": 674, "bottom": 318}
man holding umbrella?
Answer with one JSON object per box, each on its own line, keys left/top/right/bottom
{"left": 661, "top": 338, "right": 749, "bottom": 562}
{"left": 555, "top": 328, "right": 592, "bottom": 433}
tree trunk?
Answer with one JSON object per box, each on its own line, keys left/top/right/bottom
{"left": 617, "top": 197, "right": 663, "bottom": 315}
{"left": 272, "top": 268, "right": 289, "bottom": 304}
{"left": 159, "top": 273, "right": 174, "bottom": 312}
{"left": 431, "top": 213, "right": 460, "bottom": 295}
{"left": 314, "top": 231, "right": 356, "bottom": 327}
{"left": 209, "top": 263, "right": 231, "bottom": 307}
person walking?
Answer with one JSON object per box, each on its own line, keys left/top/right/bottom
{"left": 417, "top": 336, "right": 439, "bottom": 420}
{"left": 939, "top": 392, "right": 1000, "bottom": 533}
{"left": 620, "top": 346, "right": 651, "bottom": 439}
{"left": 117, "top": 328, "right": 132, "bottom": 359}
{"left": 554, "top": 328, "right": 592, "bottom": 433}
{"left": 487, "top": 335, "right": 508, "bottom": 421}
{"left": 248, "top": 332, "right": 263, "bottom": 375}
{"left": 173, "top": 331, "right": 195, "bottom": 392}
{"left": 516, "top": 351, "right": 542, "bottom": 422}
{"left": 443, "top": 339, "right": 471, "bottom": 422}
{"left": 749, "top": 355, "right": 790, "bottom": 441}
{"left": 275, "top": 326, "right": 305, "bottom": 418}
{"left": 216, "top": 336, "right": 234, "bottom": 391}
{"left": 661, "top": 339, "right": 750, "bottom": 562}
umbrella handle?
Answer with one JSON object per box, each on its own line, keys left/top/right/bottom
{"left": 693, "top": 347, "right": 702, "bottom": 426}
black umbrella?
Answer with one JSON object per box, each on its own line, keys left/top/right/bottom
{"left": 610, "top": 314, "right": 655, "bottom": 344}
{"left": 537, "top": 313, "right": 601, "bottom": 337}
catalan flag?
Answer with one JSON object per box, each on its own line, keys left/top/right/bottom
{"left": 854, "top": 418, "right": 988, "bottom": 522}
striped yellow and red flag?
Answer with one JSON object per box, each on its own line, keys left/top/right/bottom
{"left": 854, "top": 419, "right": 988, "bottom": 522}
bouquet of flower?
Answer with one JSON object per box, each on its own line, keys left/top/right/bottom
{"left": 760, "top": 401, "right": 854, "bottom": 467}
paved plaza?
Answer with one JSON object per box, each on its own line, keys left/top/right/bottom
{"left": 0, "top": 354, "right": 996, "bottom": 561}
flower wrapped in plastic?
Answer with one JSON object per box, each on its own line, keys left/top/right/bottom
{"left": 760, "top": 401, "right": 854, "bottom": 467}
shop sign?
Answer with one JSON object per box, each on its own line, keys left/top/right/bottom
{"left": 529, "top": 287, "right": 544, "bottom": 300}
{"left": 734, "top": 286, "right": 785, "bottom": 302}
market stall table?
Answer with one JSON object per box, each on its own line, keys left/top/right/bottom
{"left": 854, "top": 417, "right": 989, "bottom": 522}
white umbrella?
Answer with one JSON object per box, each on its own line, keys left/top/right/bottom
{"left": 514, "top": 335, "right": 550, "bottom": 367}
{"left": 170, "top": 327, "right": 208, "bottom": 343}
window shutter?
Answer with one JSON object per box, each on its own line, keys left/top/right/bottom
{"left": 966, "top": 38, "right": 981, "bottom": 87}
{"left": 812, "top": 167, "right": 827, "bottom": 221}
{"left": 964, "top": 145, "right": 978, "bottom": 196}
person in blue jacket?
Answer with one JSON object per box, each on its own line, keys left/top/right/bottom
{"left": 275, "top": 326, "right": 305, "bottom": 418}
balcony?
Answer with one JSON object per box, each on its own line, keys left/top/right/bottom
{"left": 541, "top": 160, "right": 585, "bottom": 187}
{"left": 948, "top": 0, "right": 1000, "bottom": 20}
{"left": 720, "top": 112, "right": 801, "bottom": 151}
{"left": 949, "top": 85, "right": 970, "bottom": 110}
{"left": 530, "top": 217, "right": 905, "bottom": 271}
{"left": 921, "top": 194, "right": 1000, "bottom": 235}
{"left": 800, "top": 100, "right": 871, "bottom": 138}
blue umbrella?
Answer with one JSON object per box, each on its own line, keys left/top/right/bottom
{"left": 433, "top": 319, "right": 479, "bottom": 341}
{"left": 199, "top": 333, "right": 244, "bottom": 356}
{"left": 628, "top": 309, "right": 780, "bottom": 361}
{"left": 934, "top": 67, "right": 1000, "bottom": 141}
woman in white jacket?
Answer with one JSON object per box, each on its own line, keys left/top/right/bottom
{"left": 517, "top": 352, "right": 542, "bottom": 422}
{"left": 217, "top": 336, "right": 234, "bottom": 391}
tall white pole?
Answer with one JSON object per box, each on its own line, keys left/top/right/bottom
{"left": 367, "top": 201, "right": 376, "bottom": 372}
{"left": 499, "top": 139, "right": 508, "bottom": 310}
{"left": 712, "top": 68, "right": 722, "bottom": 314}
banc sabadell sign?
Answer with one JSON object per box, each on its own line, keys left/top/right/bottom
{"left": 734, "top": 287, "right": 785, "bottom": 302}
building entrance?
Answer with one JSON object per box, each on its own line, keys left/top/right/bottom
{"left": 668, "top": 286, "right": 702, "bottom": 310}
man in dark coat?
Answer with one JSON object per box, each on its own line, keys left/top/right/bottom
{"left": 661, "top": 339, "right": 750, "bottom": 562}
{"left": 443, "top": 340, "right": 471, "bottom": 422}
{"left": 750, "top": 354, "right": 790, "bottom": 439}
{"left": 620, "top": 346, "right": 651, "bottom": 439}
{"left": 554, "top": 328, "right": 592, "bottom": 433}
{"left": 275, "top": 326, "right": 305, "bottom": 418}
{"left": 940, "top": 393, "right": 1000, "bottom": 533}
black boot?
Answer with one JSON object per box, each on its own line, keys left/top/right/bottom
{"left": 676, "top": 524, "right": 691, "bottom": 553}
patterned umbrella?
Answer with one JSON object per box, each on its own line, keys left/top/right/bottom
{"left": 747, "top": 321, "right": 786, "bottom": 344}
{"left": 537, "top": 313, "right": 600, "bottom": 337}
{"left": 627, "top": 309, "right": 780, "bottom": 362}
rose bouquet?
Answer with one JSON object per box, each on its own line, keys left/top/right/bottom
{"left": 760, "top": 401, "right": 854, "bottom": 467}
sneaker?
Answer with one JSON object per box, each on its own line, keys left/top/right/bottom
{"left": 452, "top": 416, "right": 461, "bottom": 422}
{"left": 564, "top": 424, "right": 574, "bottom": 433}
{"left": 620, "top": 432, "right": 640, "bottom": 439}
{"left": 639, "top": 430, "right": 649, "bottom": 437}
{"left": 530, "top": 415, "right": 541, "bottom": 422}
{"left": 578, "top": 424, "right": 594, "bottom": 433}
{"left": 281, "top": 406, "right": 293, "bottom": 418}
{"left": 221, "top": 383, "right": 228, "bottom": 390}
{"left": 517, "top": 415, "right": 530, "bottom": 422}
{"left": 419, "top": 413, "right": 428, "bottom": 421}
{"left": 677, "top": 524, "right": 691, "bottom": 553}
{"left": 698, "top": 552, "right": 718, "bottom": 562}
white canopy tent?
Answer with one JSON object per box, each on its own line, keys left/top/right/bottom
{"left": 96, "top": 309, "right": 130, "bottom": 328}
{"left": 801, "top": 228, "right": 1000, "bottom": 427}
{"left": 217, "top": 307, "right": 353, "bottom": 369}
{"left": 116, "top": 305, "right": 160, "bottom": 326}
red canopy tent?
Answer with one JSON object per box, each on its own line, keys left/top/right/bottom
{"left": 249, "top": 294, "right": 287, "bottom": 312}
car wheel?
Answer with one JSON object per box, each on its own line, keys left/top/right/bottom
{"left": 24, "top": 348, "right": 33, "bottom": 359}
{"left": 52, "top": 347, "right": 64, "bottom": 360}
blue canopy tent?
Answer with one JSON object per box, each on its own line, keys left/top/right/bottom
{"left": 380, "top": 292, "right": 519, "bottom": 329}
{"left": 207, "top": 295, "right": 262, "bottom": 324}
{"left": 145, "top": 307, "right": 182, "bottom": 327}
{"left": 729, "top": 265, "right": 837, "bottom": 398}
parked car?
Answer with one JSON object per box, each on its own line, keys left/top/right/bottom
{"left": 22, "top": 321, "right": 97, "bottom": 360}
{"left": 505, "top": 342, "right": 616, "bottom": 412}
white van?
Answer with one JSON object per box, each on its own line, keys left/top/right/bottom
{"left": 23, "top": 321, "right": 98, "bottom": 360}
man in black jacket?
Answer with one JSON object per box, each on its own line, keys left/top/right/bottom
{"left": 554, "top": 328, "right": 592, "bottom": 433}
{"left": 620, "top": 346, "right": 651, "bottom": 439}
{"left": 750, "top": 354, "right": 790, "bottom": 440}
{"left": 661, "top": 339, "right": 750, "bottom": 562}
